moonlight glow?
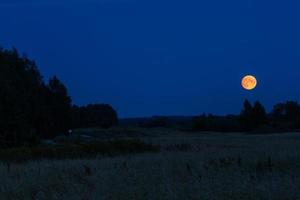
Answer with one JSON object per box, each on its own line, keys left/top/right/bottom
{"left": 241, "top": 75, "right": 257, "bottom": 90}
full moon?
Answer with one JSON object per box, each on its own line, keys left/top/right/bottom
{"left": 241, "top": 75, "right": 257, "bottom": 90}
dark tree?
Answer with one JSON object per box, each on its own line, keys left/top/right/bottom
{"left": 272, "top": 103, "right": 286, "bottom": 117}
{"left": 252, "top": 101, "right": 268, "bottom": 127}
{"left": 239, "top": 100, "right": 254, "bottom": 131}
{"left": 0, "top": 48, "right": 72, "bottom": 146}
{"left": 72, "top": 104, "right": 118, "bottom": 129}
{"left": 285, "top": 101, "right": 300, "bottom": 123}
{"left": 45, "top": 76, "right": 72, "bottom": 138}
{"left": 239, "top": 100, "right": 268, "bottom": 131}
{"left": 271, "top": 101, "right": 300, "bottom": 129}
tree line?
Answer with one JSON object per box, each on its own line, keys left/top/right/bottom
{"left": 193, "top": 100, "right": 300, "bottom": 132}
{"left": 133, "top": 100, "right": 300, "bottom": 132}
{"left": 0, "top": 48, "right": 118, "bottom": 147}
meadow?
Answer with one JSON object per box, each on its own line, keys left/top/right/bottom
{"left": 1, "top": 128, "right": 300, "bottom": 200}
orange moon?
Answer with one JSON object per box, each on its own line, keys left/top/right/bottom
{"left": 241, "top": 75, "right": 257, "bottom": 90}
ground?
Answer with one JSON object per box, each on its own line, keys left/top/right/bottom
{"left": 1, "top": 128, "right": 300, "bottom": 200}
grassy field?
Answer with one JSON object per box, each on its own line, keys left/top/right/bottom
{"left": 1, "top": 128, "right": 300, "bottom": 200}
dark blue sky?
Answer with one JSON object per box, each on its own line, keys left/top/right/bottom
{"left": 1, "top": 0, "right": 300, "bottom": 117}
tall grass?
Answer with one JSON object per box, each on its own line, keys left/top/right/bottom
{"left": 1, "top": 131, "right": 300, "bottom": 199}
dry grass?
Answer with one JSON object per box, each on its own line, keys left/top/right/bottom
{"left": 1, "top": 130, "right": 300, "bottom": 200}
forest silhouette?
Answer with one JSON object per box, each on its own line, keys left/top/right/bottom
{"left": 190, "top": 100, "right": 300, "bottom": 132}
{"left": 0, "top": 48, "right": 117, "bottom": 147}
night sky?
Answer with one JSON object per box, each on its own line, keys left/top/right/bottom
{"left": 1, "top": 0, "right": 300, "bottom": 117}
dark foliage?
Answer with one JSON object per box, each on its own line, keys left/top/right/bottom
{"left": 0, "top": 47, "right": 118, "bottom": 147}
{"left": 193, "top": 100, "right": 270, "bottom": 132}
{"left": 239, "top": 100, "right": 254, "bottom": 131}
{"left": 239, "top": 100, "right": 268, "bottom": 131}
{"left": 72, "top": 104, "right": 118, "bottom": 129}
{"left": 0, "top": 48, "right": 72, "bottom": 146}
{"left": 252, "top": 101, "right": 268, "bottom": 126}
{"left": 192, "top": 99, "right": 300, "bottom": 132}
{"left": 40, "top": 76, "right": 73, "bottom": 138}
{"left": 271, "top": 101, "right": 300, "bottom": 129}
